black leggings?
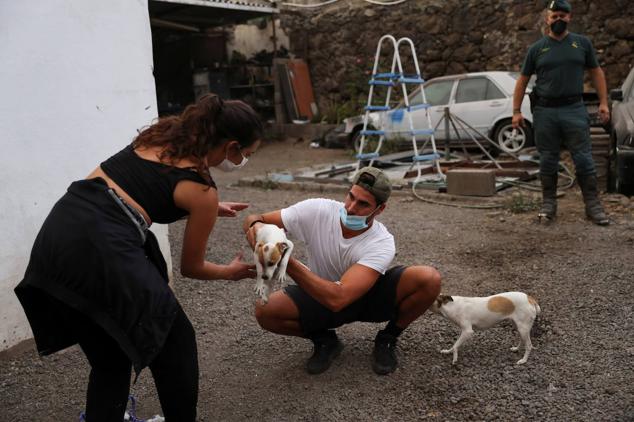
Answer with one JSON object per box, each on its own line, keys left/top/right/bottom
{"left": 77, "top": 307, "right": 198, "bottom": 422}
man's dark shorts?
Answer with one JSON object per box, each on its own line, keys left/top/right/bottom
{"left": 283, "top": 265, "right": 407, "bottom": 335}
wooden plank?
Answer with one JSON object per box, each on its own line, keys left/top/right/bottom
{"left": 276, "top": 62, "right": 298, "bottom": 122}
{"left": 287, "top": 59, "right": 317, "bottom": 120}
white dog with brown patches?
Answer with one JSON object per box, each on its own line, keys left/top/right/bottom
{"left": 253, "top": 224, "right": 294, "bottom": 304}
{"left": 431, "top": 292, "right": 541, "bottom": 365}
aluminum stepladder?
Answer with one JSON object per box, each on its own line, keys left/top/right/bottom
{"left": 355, "top": 35, "right": 444, "bottom": 185}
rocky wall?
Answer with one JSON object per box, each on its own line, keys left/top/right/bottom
{"left": 280, "top": 0, "right": 634, "bottom": 118}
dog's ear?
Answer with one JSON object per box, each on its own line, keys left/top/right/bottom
{"left": 436, "top": 294, "right": 453, "bottom": 307}
{"left": 256, "top": 241, "right": 265, "bottom": 265}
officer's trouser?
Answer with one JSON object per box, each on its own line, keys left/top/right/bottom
{"left": 533, "top": 102, "right": 596, "bottom": 177}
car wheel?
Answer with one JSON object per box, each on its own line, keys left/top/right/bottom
{"left": 493, "top": 119, "right": 534, "bottom": 153}
{"left": 351, "top": 129, "right": 363, "bottom": 153}
{"left": 615, "top": 151, "right": 634, "bottom": 196}
{"left": 615, "top": 153, "right": 625, "bottom": 194}
{"left": 350, "top": 127, "right": 377, "bottom": 153}
{"left": 607, "top": 132, "right": 618, "bottom": 193}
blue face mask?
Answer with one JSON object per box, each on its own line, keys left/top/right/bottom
{"left": 339, "top": 206, "right": 379, "bottom": 231}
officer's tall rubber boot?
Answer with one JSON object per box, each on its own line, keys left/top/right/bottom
{"left": 538, "top": 174, "right": 558, "bottom": 221}
{"left": 577, "top": 173, "right": 609, "bottom": 226}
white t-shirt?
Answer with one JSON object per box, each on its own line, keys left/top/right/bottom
{"left": 281, "top": 198, "right": 395, "bottom": 282}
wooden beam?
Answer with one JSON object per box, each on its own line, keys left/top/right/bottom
{"left": 150, "top": 17, "right": 200, "bottom": 32}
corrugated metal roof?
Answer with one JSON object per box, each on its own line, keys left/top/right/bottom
{"left": 152, "top": 0, "right": 278, "bottom": 14}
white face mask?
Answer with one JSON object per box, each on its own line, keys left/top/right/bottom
{"left": 215, "top": 153, "right": 248, "bottom": 172}
{"left": 214, "top": 141, "right": 249, "bottom": 172}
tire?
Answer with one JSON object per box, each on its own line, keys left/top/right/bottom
{"left": 350, "top": 126, "right": 375, "bottom": 153}
{"left": 615, "top": 151, "right": 634, "bottom": 196}
{"left": 351, "top": 129, "right": 363, "bottom": 153}
{"left": 493, "top": 119, "right": 534, "bottom": 153}
{"left": 607, "top": 132, "right": 618, "bottom": 193}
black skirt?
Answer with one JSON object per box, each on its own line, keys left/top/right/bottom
{"left": 14, "top": 178, "right": 179, "bottom": 373}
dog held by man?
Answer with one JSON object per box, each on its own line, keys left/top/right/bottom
{"left": 243, "top": 166, "right": 441, "bottom": 375}
{"left": 252, "top": 223, "right": 294, "bottom": 304}
{"left": 431, "top": 292, "right": 541, "bottom": 365}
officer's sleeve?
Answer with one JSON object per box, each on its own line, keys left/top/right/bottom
{"left": 584, "top": 36, "right": 600, "bottom": 69}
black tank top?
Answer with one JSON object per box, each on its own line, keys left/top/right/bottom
{"left": 100, "top": 144, "right": 215, "bottom": 224}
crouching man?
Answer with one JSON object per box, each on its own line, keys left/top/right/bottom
{"left": 243, "top": 167, "right": 441, "bottom": 375}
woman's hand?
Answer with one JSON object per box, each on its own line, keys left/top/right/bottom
{"left": 218, "top": 202, "right": 249, "bottom": 217}
{"left": 224, "top": 251, "right": 256, "bottom": 280}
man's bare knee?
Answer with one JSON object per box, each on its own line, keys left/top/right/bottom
{"left": 423, "top": 267, "right": 442, "bottom": 298}
{"left": 254, "top": 303, "right": 273, "bottom": 331}
{"left": 406, "top": 266, "right": 441, "bottom": 297}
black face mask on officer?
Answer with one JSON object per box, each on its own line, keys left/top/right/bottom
{"left": 550, "top": 19, "right": 567, "bottom": 35}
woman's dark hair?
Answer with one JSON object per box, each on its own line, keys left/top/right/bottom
{"left": 132, "top": 94, "right": 263, "bottom": 185}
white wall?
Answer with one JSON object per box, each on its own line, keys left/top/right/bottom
{"left": 227, "top": 18, "right": 289, "bottom": 61}
{"left": 0, "top": 0, "right": 172, "bottom": 352}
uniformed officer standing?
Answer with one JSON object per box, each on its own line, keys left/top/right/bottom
{"left": 512, "top": 0, "right": 610, "bottom": 225}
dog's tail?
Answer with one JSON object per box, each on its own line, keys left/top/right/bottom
{"left": 527, "top": 295, "right": 541, "bottom": 315}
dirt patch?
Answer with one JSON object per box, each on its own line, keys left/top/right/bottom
{"left": 1, "top": 139, "right": 633, "bottom": 421}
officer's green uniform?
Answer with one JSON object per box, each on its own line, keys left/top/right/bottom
{"left": 518, "top": 0, "right": 608, "bottom": 225}
{"left": 521, "top": 32, "right": 599, "bottom": 177}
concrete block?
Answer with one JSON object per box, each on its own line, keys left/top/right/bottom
{"left": 446, "top": 169, "right": 497, "bottom": 196}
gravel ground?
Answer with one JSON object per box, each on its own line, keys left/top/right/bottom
{"left": 1, "top": 139, "right": 633, "bottom": 421}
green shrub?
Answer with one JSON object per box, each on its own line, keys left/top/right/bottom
{"left": 506, "top": 192, "right": 540, "bottom": 214}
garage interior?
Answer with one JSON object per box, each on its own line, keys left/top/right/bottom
{"left": 148, "top": 0, "right": 279, "bottom": 118}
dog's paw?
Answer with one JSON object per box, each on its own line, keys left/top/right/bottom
{"left": 254, "top": 284, "right": 265, "bottom": 297}
{"left": 440, "top": 348, "right": 452, "bottom": 354}
{"left": 257, "top": 284, "right": 270, "bottom": 304}
{"left": 256, "top": 287, "right": 269, "bottom": 304}
{"left": 510, "top": 346, "right": 519, "bottom": 352}
{"left": 516, "top": 358, "right": 528, "bottom": 365}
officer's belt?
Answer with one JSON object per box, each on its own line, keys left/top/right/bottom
{"left": 535, "top": 95, "right": 583, "bottom": 108}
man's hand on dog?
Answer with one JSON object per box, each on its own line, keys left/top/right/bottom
{"left": 218, "top": 202, "right": 249, "bottom": 217}
{"left": 246, "top": 223, "right": 263, "bottom": 250}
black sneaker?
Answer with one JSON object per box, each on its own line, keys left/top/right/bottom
{"left": 372, "top": 332, "right": 398, "bottom": 375}
{"left": 306, "top": 334, "right": 344, "bottom": 375}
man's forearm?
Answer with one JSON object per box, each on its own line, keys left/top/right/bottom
{"left": 513, "top": 76, "right": 530, "bottom": 112}
{"left": 286, "top": 258, "right": 345, "bottom": 312}
{"left": 590, "top": 67, "right": 609, "bottom": 106}
{"left": 243, "top": 213, "right": 265, "bottom": 233}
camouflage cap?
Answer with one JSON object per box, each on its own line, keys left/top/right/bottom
{"left": 547, "top": 0, "right": 571, "bottom": 13}
{"left": 351, "top": 166, "right": 392, "bottom": 204}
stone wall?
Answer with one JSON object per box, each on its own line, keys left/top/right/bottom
{"left": 280, "top": 0, "right": 634, "bottom": 118}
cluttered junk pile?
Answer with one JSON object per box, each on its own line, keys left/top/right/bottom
{"left": 271, "top": 35, "right": 546, "bottom": 203}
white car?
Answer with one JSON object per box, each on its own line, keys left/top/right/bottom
{"left": 339, "top": 71, "right": 535, "bottom": 154}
